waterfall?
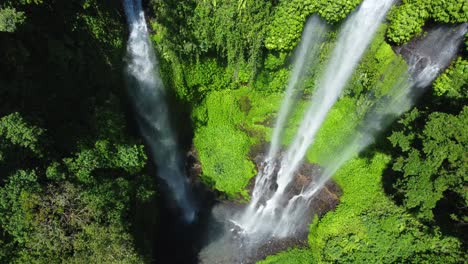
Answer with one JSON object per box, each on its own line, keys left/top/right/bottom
{"left": 268, "top": 23, "right": 468, "bottom": 238}
{"left": 245, "top": 15, "right": 328, "bottom": 223}
{"left": 238, "top": 0, "right": 395, "bottom": 236}
{"left": 267, "top": 15, "right": 328, "bottom": 161}
{"left": 123, "top": 0, "right": 196, "bottom": 222}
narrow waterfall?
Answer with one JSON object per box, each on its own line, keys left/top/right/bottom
{"left": 123, "top": 0, "right": 196, "bottom": 222}
{"left": 270, "top": 23, "right": 468, "bottom": 238}
{"left": 267, "top": 15, "right": 328, "bottom": 161}
{"left": 238, "top": 0, "right": 395, "bottom": 236}
{"left": 246, "top": 15, "right": 328, "bottom": 222}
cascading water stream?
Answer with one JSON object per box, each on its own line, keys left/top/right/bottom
{"left": 245, "top": 15, "right": 328, "bottom": 220}
{"left": 238, "top": 0, "right": 395, "bottom": 236}
{"left": 266, "top": 15, "right": 328, "bottom": 161}
{"left": 270, "top": 23, "right": 468, "bottom": 238}
{"left": 123, "top": 0, "right": 196, "bottom": 222}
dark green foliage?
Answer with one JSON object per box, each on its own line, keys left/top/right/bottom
{"left": 0, "top": 108, "right": 150, "bottom": 263}
{"left": 64, "top": 140, "right": 146, "bottom": 183}
{"left": 0, "top": 0, "right": 153, "bottom": 262}
{"left": 0, "top": 112, "right": 44, "bottom": 157}
{"left": 0, "top": 170, "right": 145, "bottom": 263}
{"left": 190, "top": 0, "right": 272, "bottom": 71}
{"left": 389, "top": 107, "right": 468, "bottom": 223}
{"left": 151, "top": 0, "right": 273, "bottom": 84}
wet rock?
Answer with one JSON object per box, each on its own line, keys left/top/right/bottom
{"left": 248, "top": 145, "right": 342, "bottom": 218}
{"left": 186, "top": 145, "right": 202, "bottom": 180}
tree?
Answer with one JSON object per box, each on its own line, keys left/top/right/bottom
{"left": 0, "top": 7, "right": 25, "bottom": 33}
{"left": 389, "top": 107, "right": 468, "bottom": 223}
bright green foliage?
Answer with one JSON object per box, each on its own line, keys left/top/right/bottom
{"left": 254, "top": 68, "right": 290, "bottom": 92}
{"left": 387, "top": 2, "right": 430, "bottom": 45}
{"left": 192, "top": 86, "right": 285, "bottom": 197}
{"left": 264, "top": 0, "right": 318, "bottom": 51}
{"left": 309, "top": 154, "right": 464, "bottom": 263}
{"left": 0, "top": 112, "right": 44, "bottom": 157}
{"left": 433, "top": 57, "right": 467, "bottom": 98}
{"left": 387, "top": 0, "right": 468, "bottom": 44}
{"left": 265, "top": 0, "right": 362, "bottom": 51}
{"left": 257, "top": 248, "right": 313, "bottom": 264}
{"left": 316, "top": 0, "right": 362, "bottom": 23}
{"left": 389, "top": 107, "right": 468, "bottom": 222}
{"left": 306, "top": 97, "right": 361, "bottom": 164}
{"left": 195, "top": 125, "right": 254, "bottom": 198}
{"left": 429, "top": 0, "right": 468, "bottom": 23}
{"left": 0, "top": 7, "right": 25, "bottom": 32}
{"left": 346, "top": 26, "right": 408, "bottom": 98}
{"left": 193, "top": 90, "right": 255, "bottom": 198}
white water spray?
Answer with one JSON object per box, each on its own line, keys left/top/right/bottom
{"left": 123, "top": 0, "right": 196, "bottom": 222}
{"left": 239, "top": 0, "right": 395, "bottom": 236}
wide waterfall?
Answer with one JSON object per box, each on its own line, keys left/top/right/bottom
{"left": 123, "top": 0, "right": 196, "bottom": 222}
{"left": 238, "top": 0, "right": 395, "bottom": 237}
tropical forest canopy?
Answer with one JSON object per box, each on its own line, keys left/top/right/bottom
{"left": 0, "top": 0, "right": 467, "bottom": 263}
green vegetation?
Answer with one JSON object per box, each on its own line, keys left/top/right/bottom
{"left": 389, "top": 107, "right": 468, "bottom": 224}
{"left": 1, "top": 0, "right": 467, "bottom": 262}
{"left": 0, "top": 7, "right": 25, "bottom": 33}
{"left": 309, "top": 154, "right": 463, "bottom": 263}
{"left": 433, "top": 57, "right": 467, "bottom": 98}
{"left": 0, "top": 0, "right": 155, "bottom": 262}
{"left": 264, "top": 0, "right": 362, "bottom": 51}
{"left": 257, "top": 248, "right": 313, "bottom": 264}
{"left": 387, "top": 0, "right": 468, "bottom": 44}
{"left": 192, "top": 88, "right": 284, "bottom": 198}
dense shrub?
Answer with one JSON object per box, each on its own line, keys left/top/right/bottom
{"left": 265, "top": 0, "right": 362, "bottom": 51}
{"left": 387, "top": 0, "right": 468, "bottom": 44}
{"left": 433, "top": 57, "right": 467, "bottom": 98}
{"left": 389, "top": 107, "right": 468, "bottom": 223}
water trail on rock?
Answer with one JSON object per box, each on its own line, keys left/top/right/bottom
{"left": 272, "top": 23, "right": 468, "bottom": 237}
{"left": 238, "top": 0, "right": 395, "bottom": 236}
{"left": 123, "top": 0, "right": 196, "bottom": 222}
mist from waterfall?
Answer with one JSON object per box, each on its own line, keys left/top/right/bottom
{"left": 269, "top": 23, "right": 468, "bottom": 238}
{"left": 123, "top": 0, "right": 196, "bottom": 222}
{"left": 238, "top": 0, "right": 395, "bottom": 237}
